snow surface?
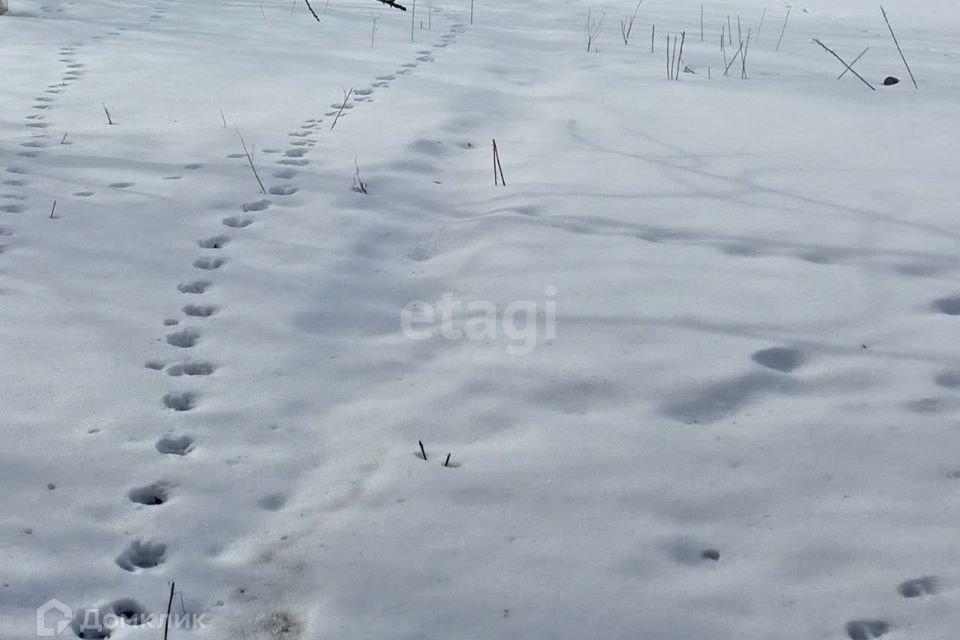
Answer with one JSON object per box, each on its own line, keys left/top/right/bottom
{"left": 2, "top": 0, "right": 960, "bottom": 638}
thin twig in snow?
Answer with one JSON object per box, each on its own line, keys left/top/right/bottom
{"left": 812, "top": 38, "right": 876, "bottom": 90}
{"left": 880, "top": 5, "right": 918, "bottom": 89}
{"left": 235, "top": 128, "right": 267, "bottom": 193}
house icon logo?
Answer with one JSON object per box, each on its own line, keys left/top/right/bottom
{"left": 36, "top": 599, "right": 72, "bottom": 637}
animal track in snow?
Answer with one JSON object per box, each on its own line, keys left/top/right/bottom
{"left": 898, "top": 576, "right": 938, "bottom": 598}
{"left": 845, "top": 621, "right": 889, "bottom": 640}
{"left": 223, "top": 216, "right": 253, "bottom": 228}
{"left": 129, "top": 482, "right": 171, "bottom": 505}
{"left": 257, "top": 493, "right": 288, "bottom": 511}
{"left": 751, "top": 347, "right": 804, "bottom": 373}
{"left": 166, "top": 361, "right": 215, "bottom": 376}
{"left": 110, "top": 599, "right": 150, "bottom": 626}
{"left": 933, "top": 296, "right": 960, "bottom": 315}
{"left": 156, "top": 435, "right": 194, "bottom": 455}
{"left": 184, "top": 163, "right": 203, "bottom": 170}
{"left": 277, "top": 158, "right": 309, "bottom": 166}
{"left": 183, "top": 304, "right": 218, "bottom": 317}
{"left": 74, "top": 191, "right": 95, "bottom": 197}
{"left": 193, "top": 256, "right": 226, "bottom": 270}
{"left": 273, "top": 169, "right": 295, "bottom": 179}
{"left": 116, "top": 540, "right": 167, "bottom": 571}
{"left": 198, "top": 235, "right": 229, "bottom": 249}
{"left": 284, "top": 148, "right": 308, "bottom": 158}
{"left": 178, "top": 280, "right": 212, "bottom": 294}
{"left": 0, "top": 204, "right": 26, "bottom": 213}
{"left": 70, "top": 610, "right": 113, "bottom": 639}
{"left": 243, "top": 198, "right": 272, "bottom": 210}
{"left": 354, "top": 88, "right": 373, "bottom": 96}
{"left": 162, "top": 391, "right": 198, "bottom": 411}
{"left": 269, "top": 185, "right": 298, "bottom": 196}
{"left": 166, "top": 328, "right": 200, "bottom": 348}
{"left": 109, "top": 182, "right": 135, "bottom": 189}
{"left": 935, "top": 370, "right": 960, "bottom": 388}
{"left": 145, "top": 360, "right": 165, "bottom": 371}
{"left": 376, "top": 74, "right": 395, "bottom": 80}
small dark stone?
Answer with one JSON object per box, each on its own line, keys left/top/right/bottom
{"left": 883, "top": 76, "right": 900, "bottom": 86}
{"left": 700, "top": 549, "right": 720, "bottom": 561}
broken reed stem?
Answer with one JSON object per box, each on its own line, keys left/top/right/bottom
{"left": 620, "top": 0, "right": 643, "bottom": 45}
{"left": 675, "top": 31, "right": 686, "bottom": 79}
{"left": 469, "top": 0, "right": 473, "bottom": 24}
{"left": 776, "top": 7, "right": 790, "bottom": 51}
{"left": 880, "top": 5, "right": 917, "bottom": 89}
{"left": 741, "top": 31, "right": 751, "bottom": 78}
{"left": 651, "top": 24, "right": 655, "bottom": 53}
{"left": 235, "top": 128, "right": 267, "bottom": 194}
{"left": 330, "top": 88, "right": 353, "bottom": 130}
{"left": 667, "top": 35, "right": 673, "bottom": 80}
{"left": 700, "top": 4, "right": 703, "bottom": 41}
{"left": 418, "top": 440, "right": 427, "bottom": 461}
{"left": 812, "top": 38, "right": 876, "bottom": 90}
{"left": 724, "top": 40, "right": 744, "bottom": 76}
{"left": 410, "top": 0, "right": 415, "bottom": 41}
{"left": 727, "top": 15, "right": 732, "bottom": 44}
{"left": 492, "top": 139, "right": 506, "bottom": 186}
{"left": 737, "top": 15, "right": 742, "bottom": 43}
{"left": 102, "top": 103, "right": 113, "bottom": 125}
{"left": 219, "top": 108, "right": 227, "bottom": 128}
{"left": 303, "top": 0, "right": 319, "bottom": 20}
{"left": 756, "top": 7, "right": 767, "bottom": 39}
{"left": 837, "top": 46, "right": 870, "bottom": 79}
{"left": 444, "top": 453, "right": 451, "bottom": 467}
{"left": 721, "top": 31, "right": 728, "bottom": 69}
{"left": 60, "top": 133, "right": 68, "bottom": 144}
{"left": 163, "top": 582, "right": 175, "bottom": 640}
{"left": 49, "top": 200, "right": 57, "bottom": 219}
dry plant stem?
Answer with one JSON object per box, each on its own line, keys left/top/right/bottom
{"left": 330, "top": 88, "right": 354, "bottom": 130}
{"left": 756, "top": 7, "right": 767, "bottom": 39}
{"left": 163, "top": 583, "right": 175, "bottom": 640}
{"left": 837, "top": 46, "right": 869, "bottom": 79}
{"left": 675, "top": 31, "right": 686, "bottom": 79}
{"left": 620, "top": 0, "right": 644, "bottom": 45}
{"left": 812, "top": 38, "right": 876, "bottom": 90}
{"left": 776, "top": 7, "right": 790, "bottom": 51}
{"left": 492, "top": 139, "right": 506, "bottom": 186}
{"left": 236, "top": 128, "right": 267, "bottom": 194}
{"left": 880, "top": 5, "right": 918, "bottom": 89}
{"left": 724, "top": 40, "right": 744, "bottom": 76}
{"left": 303, "top": 0, "right": 319, "bottom": 20}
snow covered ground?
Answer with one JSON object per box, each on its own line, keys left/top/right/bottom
{"left": 2, "top": 0, "right": 960, "bottom": 638}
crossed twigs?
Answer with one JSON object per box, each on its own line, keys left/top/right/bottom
{"left": 812, "top": 38, "right": 875, "bottom": 90}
